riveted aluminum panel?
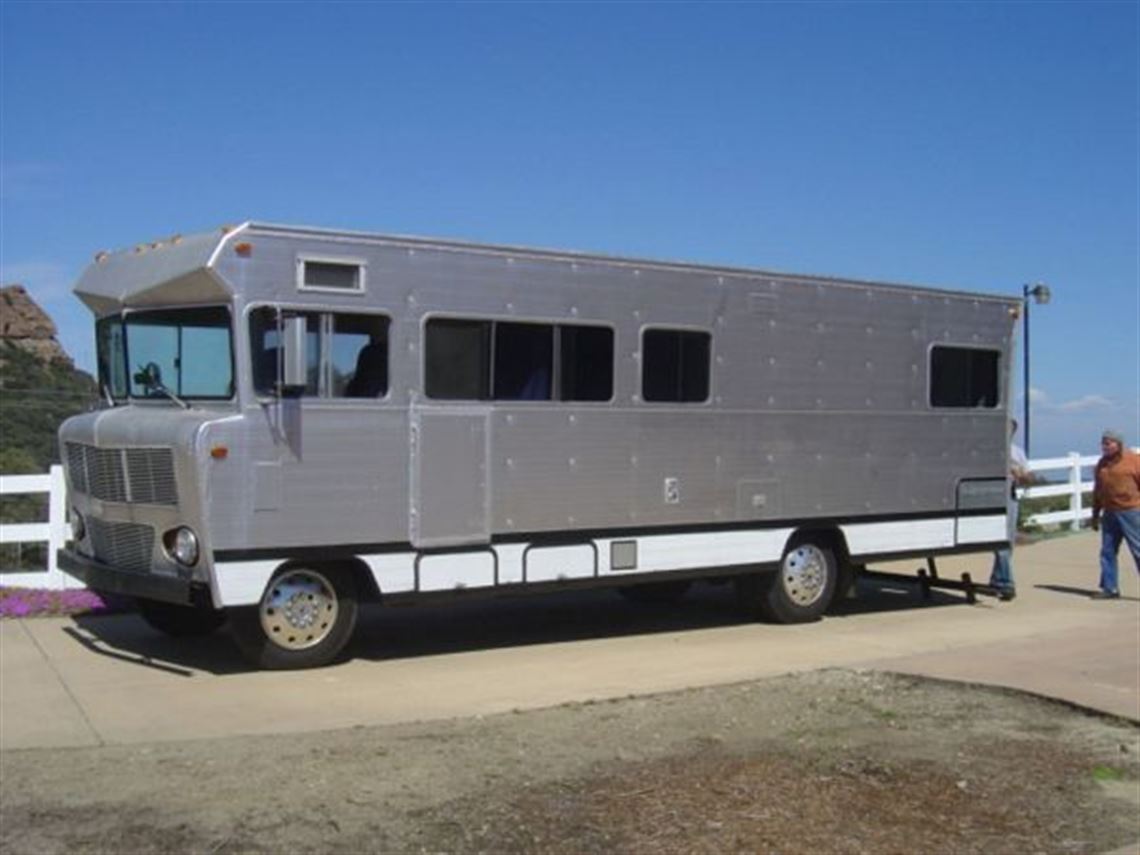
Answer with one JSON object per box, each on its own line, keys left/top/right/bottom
{"left": 410, "top": 408, "right": 490, "bottom": 548}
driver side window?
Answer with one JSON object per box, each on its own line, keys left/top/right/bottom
{"left": 249, "top": 308, "right": 388, "bottom": 399}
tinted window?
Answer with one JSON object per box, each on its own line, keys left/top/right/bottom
{"left": 494, "top": 323, "right": 553, "bottom": 401}
{"left": 560, "top": 325, "right": 613, "bottom": 402}
{"left": 642, "top": 329, "right": 710, "bottom": 403}
{"left": 930, "top": 346, "right": 1000, "bottom": 408}
{"left": 425, "top": 319, "right": 491, "bottom": 400}
{"left": 425, "top": 319, "right": 614, "bottom": 402}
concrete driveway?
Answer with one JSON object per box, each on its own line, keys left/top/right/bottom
{"left": 2, "top": 531, "right": 1137, "bottom": 750}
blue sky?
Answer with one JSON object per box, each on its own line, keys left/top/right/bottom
{"left": 2, "top": 1, "right": 1136, "bottom": 457}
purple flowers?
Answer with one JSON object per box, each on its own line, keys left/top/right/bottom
{"left": 0, "top": 586, "right": 125, "bottom": 618}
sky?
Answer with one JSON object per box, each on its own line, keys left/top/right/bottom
{"left": 1, "top": 1, "right": 1137, "bottom": 459}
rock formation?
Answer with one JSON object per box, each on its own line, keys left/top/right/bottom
{"left": 0, "top": 284, "right": 72, "bottom": 365}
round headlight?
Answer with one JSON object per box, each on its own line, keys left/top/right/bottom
{"left": 70, "top": 509, "right": 85, "bottom": 541}
{"left": 171, "top": 527, "right": 199, "bottom": 566}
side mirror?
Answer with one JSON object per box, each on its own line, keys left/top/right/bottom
{"left": 279, "top": 316, "right": 307, "bottom": 393}
{"left": 133, "top": 361, "right": 163, "bottom": 390}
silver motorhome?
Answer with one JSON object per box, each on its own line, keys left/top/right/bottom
{"left": 59, "top": 223, "right": 1019, "bottom": 668}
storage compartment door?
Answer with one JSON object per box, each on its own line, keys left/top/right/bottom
{"left": 410, "top": 408, "right": 490, "bottom": 548}
{"left": 955, "top": 478, "right": 1009, "bottom": 545}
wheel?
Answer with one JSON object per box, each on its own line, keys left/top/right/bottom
{"left": 229, "top": 565, "right": 358, "bottom": 670}
{"left": 736, "top": 537, "right": 839, "bottom": 623}
{"left": 618, "top": 580, "right": 693, "bottom": 604}
{"left": 137, "top": 598, "right": 226, "bottom": 637}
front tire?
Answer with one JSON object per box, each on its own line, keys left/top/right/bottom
{"left": 229, "top": 565, "right": 358, "bottom": 670}
{"left": 137, "top": 599, "right": 226, "bottom": 637}
{"left": 736, "top": 537, "right": 839, "bottom": 624}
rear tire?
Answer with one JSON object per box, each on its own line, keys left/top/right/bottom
{"left": 736, "top": 537, "right": 839, "bottom": 624}
{"left": 137, "top": 599, "right": 225, "bottom": 637}
{"left": 229, "top": 565, "right": 358, "bottom": 670}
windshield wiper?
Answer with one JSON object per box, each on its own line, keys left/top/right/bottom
{"left": 149, "top": 383, "right": 191, "bottom": 410}
{"left": 133, "top": 362, "right": 192, "bottom": 410}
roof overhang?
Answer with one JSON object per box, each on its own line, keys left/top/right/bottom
{"left": 74, "top": 226, "right": 245, "bottom": 315}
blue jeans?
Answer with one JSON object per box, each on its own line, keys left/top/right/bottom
{"left": 990, "top": 498, "right": 1018, "bottom": 591}
{"left": 1099, "top": 508, "right": 1140, "bottom": 594}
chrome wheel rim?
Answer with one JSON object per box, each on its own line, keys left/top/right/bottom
{"left": 781, "top": 545, "right": 828, "bottom": 607}
{"left": 260, "top": 569, "right": 339, "bottom": 651}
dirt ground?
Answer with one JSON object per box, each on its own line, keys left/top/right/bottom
{"left": 2, "top": 669, "right": 1138, "bottom": 855}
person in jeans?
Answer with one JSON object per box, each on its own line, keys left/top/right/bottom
{"left": 1090, "top": 429, "right": 1140, "bottom": 599}
{"left": 990, "top": 419, "right": 1031, "bottom": 601}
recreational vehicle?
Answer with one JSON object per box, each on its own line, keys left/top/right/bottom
{"left": 58, "top": 223, "right": 1020, "bottom": 668}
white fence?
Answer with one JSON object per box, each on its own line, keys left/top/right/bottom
{"left": 0, "top": 465, "right": 73, "bottom": 589}
{"left": 0, "top": 454, "right": 1104, "bottom": 591}
{"left": 1018, "top": 453, "right": 1098, "bottom": 531}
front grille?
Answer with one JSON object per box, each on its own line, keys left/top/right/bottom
{"left": 126, "top": 449, "right": 177, "bottom": 505}
{"left": 65, "top": 443, "right": 178, "bottom": 506}
{"left": 89, "top": 447, "right": 127, "bottom": 503}
{"left": 88, "top": 519, "right": 155, "bottom": 574}
{"left": 66, "top": 443, "right": 88, "bottom": 494}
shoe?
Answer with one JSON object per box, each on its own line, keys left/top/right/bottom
{"left": 997, "top": 589, "right": 1016, "bottom": 602}
{"left": 1090, "top": 590, "right": 1121, "bottom": 600}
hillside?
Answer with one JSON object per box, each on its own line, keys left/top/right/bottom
{"left": 0, "top": 286, "right": 98, "bottom": 474}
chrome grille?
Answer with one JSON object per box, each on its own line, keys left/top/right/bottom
{"left": 64, "top": 443, "right": 178, "bottom": 506}
{"left": 89, "top": 448, "right": 127, "bottom": 503}
{"left": 88, "top": 519, "right": 155, "bottom": 574}
{"left": 126, "top": 449, "right": 177, "bottom": 505}
{"left": 65, "top": 442, "right": 88, "bottom": 494}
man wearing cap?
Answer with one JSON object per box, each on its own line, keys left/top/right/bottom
{"left": 1090, "top": 429, "right": 1140, "bottom": 599}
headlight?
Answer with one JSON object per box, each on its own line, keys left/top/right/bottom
{"left": 166, "top": 527, "right": 200, "bottom": 567}
{"left": 70, "top": 509, "right": 85, "bottom": 541}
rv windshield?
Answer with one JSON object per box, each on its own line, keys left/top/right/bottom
{"left": 97, "top": 307, "right": 234, "bottom": 401}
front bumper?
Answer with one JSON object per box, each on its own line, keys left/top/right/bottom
{"left": 58, "top": 548, "right": 209, "bottom": 607}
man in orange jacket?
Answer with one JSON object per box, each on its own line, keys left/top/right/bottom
{"left": 1090, "top": 429, "right": 1140, "bottom": 599}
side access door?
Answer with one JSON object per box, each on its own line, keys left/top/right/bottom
{"left": 409, "top": 406, "right": 491, "bottom": 549}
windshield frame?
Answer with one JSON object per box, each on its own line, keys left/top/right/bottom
{"left": 96, "top": 305, "right": 236, "bottom": 403}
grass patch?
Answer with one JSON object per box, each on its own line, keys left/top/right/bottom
{"left": 1091, "top": 765, "right": 1125, "bottom": 782}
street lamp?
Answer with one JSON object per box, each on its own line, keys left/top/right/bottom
{"left": 1021, "top": 282, "right": 1051, "bottom": 457}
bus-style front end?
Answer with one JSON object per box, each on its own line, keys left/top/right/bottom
{"left": 57, "top": 304, "right": 236, "bottom": 611}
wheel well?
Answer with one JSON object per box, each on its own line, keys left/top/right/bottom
{"left": 786, "top": 526, "right": 851, "bottom": 569}
{"left": 340, "top": 558, "right": 381, "bottom": 602}
{"left": 281, "top": 558, "right": 380, "bottom": 603}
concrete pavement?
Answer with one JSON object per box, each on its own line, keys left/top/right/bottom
{"left": 1, "top": 531, "right": 1137, "bottom": 750}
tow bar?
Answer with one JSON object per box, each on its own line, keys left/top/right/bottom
{"left": 860, "top": 556, "right": 999, "bottom": 605}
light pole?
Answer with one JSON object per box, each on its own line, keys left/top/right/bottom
{"left": 1022, "top": 282, "right": 1051, "bottom": 457}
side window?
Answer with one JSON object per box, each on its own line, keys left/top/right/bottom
{"left": 424, "top": 319, "right": 613, "bottom": 402}
{"left": 250, "top": 308, "right": 387, "bottom": 399}
{"left": 560, "top": 325, "right": 613, "bottom": 402}
{"left": 335, "top": 314, "right": 390, "bottom": 398}
{"left": 494, "top": 323, "right": 553, "bottom": 401}
{"left": 425, "top": 319, "right": 491, "bottom": 400}
{"left": 930, "top": 346, "right": 1000, "bottom": 408}
{"left": 642, "top": 329, "right": 711, "bottom": 403}
{"left": 250, "top": 308, "right": 319, "bottom": 396}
